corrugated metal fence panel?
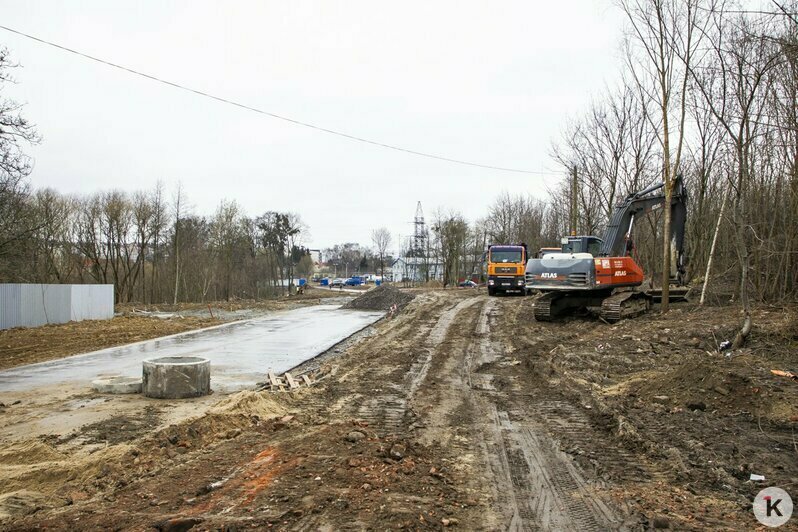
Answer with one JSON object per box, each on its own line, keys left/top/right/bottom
{"left": 0, "top": 284, "right": 22, "bottom": 330}
{"left": 0, "top": 284, "right": 114, "bottom": 330}
{"left": 70, "top": 284, "right": 114, "bottom": 321}
{"left": 20, "top": 284, "right": 71, "bottom": 328}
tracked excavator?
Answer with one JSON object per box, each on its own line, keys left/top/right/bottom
{"left": 525, "top": 176, "right": 688, "bottom": 322}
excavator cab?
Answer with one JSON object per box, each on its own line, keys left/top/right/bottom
{"left": 560, "top": 236, "right": 603, "bottom": 256}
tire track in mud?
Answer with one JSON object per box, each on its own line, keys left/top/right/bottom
{"left": 489, "top": 408, "right": 620, "bottom": 531}
{"left": 464, "top": 300, "right": 624, "bottom": 531}
{"left": 355, "top": 296, "right": 483, "bottom": 436}
{"left": 298, "top": 292, "right": 453, "bottom": 423}
{"left": 530, "top": 399, "right": 649, "bottom": 484}
{"left": 312, "top": 292, "right": 626, "bottom": 529}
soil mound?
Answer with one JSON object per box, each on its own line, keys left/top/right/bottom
{"left": 342, "top": 285, "right": 415, "bottom": 311}
{"left": 0, "top": 441, "right": 65, "bottom": 466}
{"left": 209, "top": 390, "right": 287, "bottom": 418}
{"left": 0, "top": 442, "right": 132, "bottom": 498}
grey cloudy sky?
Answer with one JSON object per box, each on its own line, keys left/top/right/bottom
{"left": 1, "top": 1, "right": 626, "bottom": 251}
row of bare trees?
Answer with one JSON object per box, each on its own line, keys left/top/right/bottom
{"left": 0, "top": 183, "right": 312, "bottom": 304}
{"left": 545, "top": 0, "right": 798, "bottom": 344}
{"left": 0, "top": 46, "right": 314, "bottom": 305}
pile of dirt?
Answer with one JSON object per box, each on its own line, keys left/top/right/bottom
{"left": 0, "top": 439, "right": 133, "bottom": 498}
{"left": 0, "top": 390, "right": 295, "bottom": 529}
{"left": 342, "top": 284, "right": 415, "bottom": 311}
{"left": 207, "top": 390, "right": 287, "bottom": 418}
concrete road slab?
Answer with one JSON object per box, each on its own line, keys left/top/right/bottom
{"left": 0, "top": 305, "right": 383, "bottom": 393}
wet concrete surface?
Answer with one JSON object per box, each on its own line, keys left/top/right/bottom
{"left": 0, "top": 305, "right": 384, "bottom": 393}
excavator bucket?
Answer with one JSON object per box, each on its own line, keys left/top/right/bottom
{"left": 645, "top": 286, "right": 690, "bottom": 303}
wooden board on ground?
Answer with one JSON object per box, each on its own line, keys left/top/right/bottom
{"left": 284, "top": 372, "right": 300, "bottom": 389}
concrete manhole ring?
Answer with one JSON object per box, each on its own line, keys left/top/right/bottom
{"left": 91, "top": 376, "right": 143, "bottom": 394}
{"left": 142, "top": 356, "right": 211, "bottom": 399}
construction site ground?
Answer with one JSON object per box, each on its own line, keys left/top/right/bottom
{"left": 1, "top": 289, "right": 797, "bottom": 530}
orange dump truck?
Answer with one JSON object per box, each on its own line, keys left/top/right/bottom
{"left": 486, "top": 244, "right": 528, "bottom": 296}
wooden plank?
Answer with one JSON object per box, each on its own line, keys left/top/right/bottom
{"left": 301, "top": 374, "right": 313, "bottom": 387}
{"left": 268, "top": 370, "right": 281, "bottom": 386}
{"left": 284, "top": 372, "right": 300, "bottom": 389}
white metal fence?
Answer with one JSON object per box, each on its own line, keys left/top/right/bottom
{"left": 0, "top": 284, "right": 114, "bottom": 330}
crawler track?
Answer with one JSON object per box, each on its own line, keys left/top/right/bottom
{"left": 600, "top": 291, "right": 650, "bottom": 322}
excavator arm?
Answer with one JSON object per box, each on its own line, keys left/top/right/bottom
{"left": 599, "top": 175, "right": 688, "bottom": 284}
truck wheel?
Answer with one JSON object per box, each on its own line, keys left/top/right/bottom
{"left": 488, "top": 287, "right": 496, "bottom": 296}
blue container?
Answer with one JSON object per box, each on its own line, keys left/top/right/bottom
{"left": 375, "top": 279, "right": 382, "bottom": 286}
{"left": 299, "top": 278, "right": 307, "bottom": 287}
{"left": 320, "top": 278, "right": 329, "bottom": 286}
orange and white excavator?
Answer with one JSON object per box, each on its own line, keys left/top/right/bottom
{"left": 525, "top": 176, "right": 688, "bottom": 322}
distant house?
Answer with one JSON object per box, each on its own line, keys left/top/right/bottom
{"left": 390, "top": 257, "right": 444, "bottom": 283}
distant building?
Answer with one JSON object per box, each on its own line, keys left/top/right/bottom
{"left": 391, "top": 257, "right": 444, "bottom": 283}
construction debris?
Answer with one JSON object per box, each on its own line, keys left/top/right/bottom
{"left": 770, "top": 369, "right": 797, "bottom": 381}
{"left": 91, "top": 376, "right": 143, "bottom": 395}
{"left": 258, "top": 370, "right": 318, "bottom": 392}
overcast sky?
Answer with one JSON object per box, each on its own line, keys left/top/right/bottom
{"left": 1, "top": 1, "right": 626, "bottom": 251}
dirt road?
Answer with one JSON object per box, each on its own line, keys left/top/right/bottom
{"left": 2, "top": 290, "right": 796, "bottom": 530}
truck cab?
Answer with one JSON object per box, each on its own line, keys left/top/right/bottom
{"left": 487, "top": 244, "right": 528, "bottom": 296}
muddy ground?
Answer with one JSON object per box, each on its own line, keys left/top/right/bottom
{"left": 1, "top": 290, "right": 796, "bottom": 530}
{"left": 0, "top": 288, "right": 345, "bottom": 370}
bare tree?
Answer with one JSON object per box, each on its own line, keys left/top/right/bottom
{"left": 688, "top": 8, "right": 783, "bottom": 344}
{"left": 210, "top": 200, "right": 245, "bottom": 301}
{"left": 620, "top": 0, "right": 708, "bottom": 311}
{"left": 0, "top": 48, "right": 41, "bottom": 266}
{"left": 552, "top": 83, "right": 658, "bottom": 232}
{"left": 149, "top": 181, "right": 169, "bottom": 303}
{"left": 172, "top": 183, "right": 186, "bottom": 305}
{"left": 371, "top": 227, "right": 392, "bottom": 279}
{"left": 130, "top": 191, "right": 154, "bottom": 302}
{"left": 431, "top": 210, "right": 469, "bottom": 287}
{"left": 28, "top": 189, "right": 77, "bottom": 283}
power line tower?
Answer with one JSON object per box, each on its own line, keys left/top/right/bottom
{"left": 411, "top": 201, "right": 428, "bottom": 258}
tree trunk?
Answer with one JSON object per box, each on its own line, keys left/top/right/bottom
{"left": 660, "top": 96, "right": 672, "bottom": 313}
{"left": 173, "top": 218, "right": 180, "bottom": 305}
{"left": 732, "top": 199, "right": 751, "bottom": 348}
{"left": 699, "top": 185, "right": 730, "bottom": 306}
